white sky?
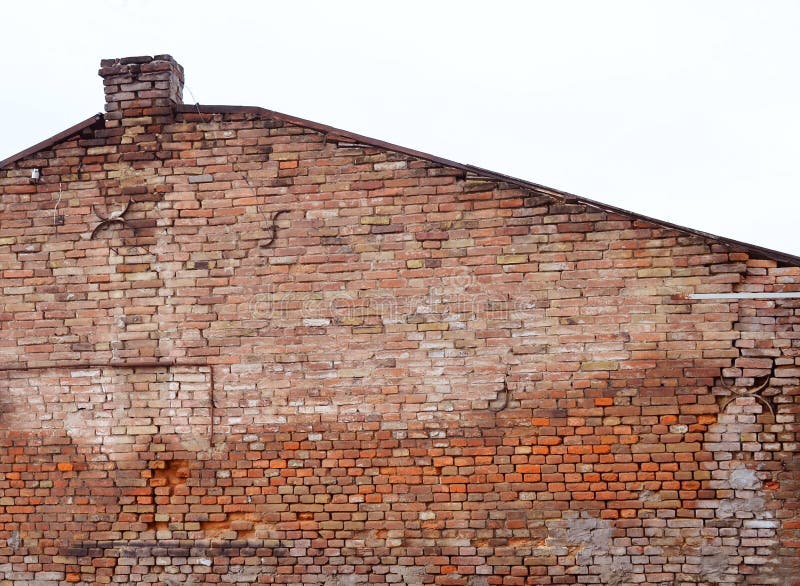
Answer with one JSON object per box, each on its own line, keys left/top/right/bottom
{"left": 2, "top": 1, "right": 799, "bottom": 256}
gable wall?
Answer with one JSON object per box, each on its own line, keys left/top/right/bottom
{"left": 0, "top": 109, "right": 798, "bottom": 585}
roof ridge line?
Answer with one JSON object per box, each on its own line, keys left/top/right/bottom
{"left": 2, "top": 106, "right": 798, "bottom": 266}
{"left": 0, "top": 114, "right": 103, "bottom": 169}
{"left": 178, "top": 104, "right": 800, "bottom": 267}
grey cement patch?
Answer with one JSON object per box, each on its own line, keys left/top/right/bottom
{"left": 7, "top": 531, "right": 20, "bottom": 550}
{"left": 717, "top": 496, "right": 765, "bottom": 519}
{"left": 729, "top": 467, "right": 762, "bottom": 491}
{"left": 391, "top": 566, "right": 427, "bottom": 584}
{"left": 220, "top": 565, "right": 263, "bottom": 583}
{"left": 546, "top": 512, "right": 623, "bottom": 571}
{"left": 324, "top": 575, "right": 358, "bottom": 586}
{"left": 699, "top": 546, "right": 730, "bottom": 582}
{"left": 600, "top": 560, "right": 634, "bottom": 586}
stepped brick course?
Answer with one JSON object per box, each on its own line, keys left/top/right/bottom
{"left": 0, "top": 55, "right": 799, "bottom": 584}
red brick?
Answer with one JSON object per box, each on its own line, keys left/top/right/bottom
{"left": 0, "top": 53, "right": 797, "bottom": 585}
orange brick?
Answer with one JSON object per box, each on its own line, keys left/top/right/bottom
{"left": 0, "top": 52, "right": 796, "bottom": 585}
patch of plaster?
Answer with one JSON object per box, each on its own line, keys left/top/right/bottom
{"left": 323, "top": 575, "right": 358, "bottom": 586}
{"left": 729, "top": 467, "right": 762, "bottom": 491}
{"left": 717, "top": 496, "right": 765, "bottom": 519}
{"left": 7, "top": 531, "right": 21, "bottom": 550}
{"left": 600, "top": 559, "right": 634, "bottom": 586}
{"left": 390, "top": 565, "right": 427, "bottom": 585}
{"left": 546, "top": 512, "right": 613, "bottom": 565}
{"left": 544, "top": 511, "right": 633, "bottom": 582}
{"left": 638, "top": 489, "right": 661, "bottom": 505}
{"left": 220, "top": 565, "right": 263, "bottom": 584}
{"left": 699, "top": 546, "right": 730, "bottom": 582}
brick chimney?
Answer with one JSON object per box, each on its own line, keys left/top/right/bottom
{"left": 98, "top": 55, "right": 184, "bottom": 126}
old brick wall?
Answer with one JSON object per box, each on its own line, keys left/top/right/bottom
{"left": 0, "top": 56, "right": 799, "bottom": 584}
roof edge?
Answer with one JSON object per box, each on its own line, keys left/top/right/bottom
{"left": 177, "top": 104, "right": 800, "bottom": 267}
{"left": 0, "top": 114, "right": 104, "bottom": 170}
{"left": 2, "top": 107, "right": 798, "bottom": 267}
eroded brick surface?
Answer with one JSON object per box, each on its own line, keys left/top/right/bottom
{"left": 0, "top": 55, "right": 798, "bottom": 584}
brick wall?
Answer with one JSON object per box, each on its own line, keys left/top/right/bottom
{"left": 0, "top": 55, "right": 798, "bottom": 585}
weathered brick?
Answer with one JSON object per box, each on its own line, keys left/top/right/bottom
{"left": 496, "top": 254, "right": 528, "bottom": 265}
{"left": 360, "top": 215, "right": 391, "bottom": 225}
{"left": 0, "top": 53, "right": 797, "bottom": 585}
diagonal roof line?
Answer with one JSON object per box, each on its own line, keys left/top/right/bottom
{"left": 0, "top": 114, "right": 104, "bottom": 170}
{"left": 178, "top": 104, "right": 800, "bottom": 267}
{"left": 460, "top": 163, "right": 800, "bottom": 267}
{"left": 2, "top": 106, "right": 798, "bottom": 267}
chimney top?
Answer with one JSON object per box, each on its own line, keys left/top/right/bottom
{"left": 98, "top": 54, "right": 184, "bottom": 126}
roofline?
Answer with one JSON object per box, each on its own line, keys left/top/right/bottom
{"left": 3, "top": 106, "right": 799, "bottom": 267}
{"left": 0, "top": 114, "right": 104, "bottom": 170}
{"left": 178, "top": 104, "right": 800, "bottom": 267}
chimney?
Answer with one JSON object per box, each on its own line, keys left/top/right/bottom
{"left": 98, "top": 55, "right": 184, "bottom": 126}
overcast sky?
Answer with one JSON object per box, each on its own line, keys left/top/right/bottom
{"left": 2, "top": 1, "right": 798, "bottom": 256}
